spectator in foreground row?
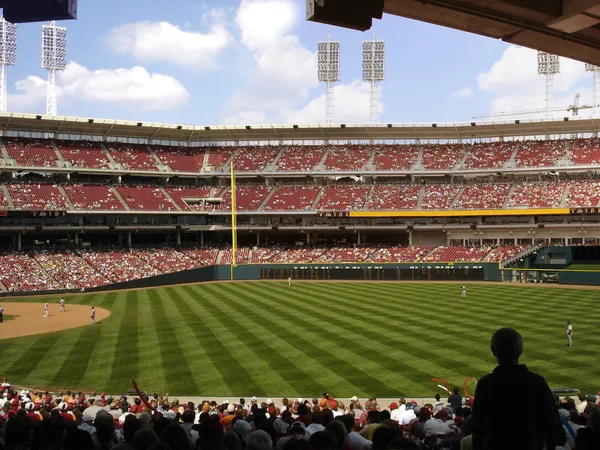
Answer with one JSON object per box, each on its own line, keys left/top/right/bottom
{"left": 471, "top": 327, "right": 561, "bottom": 450}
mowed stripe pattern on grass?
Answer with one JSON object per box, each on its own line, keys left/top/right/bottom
{"left": 1, "top": 281, "right": 598, "bottom": 396}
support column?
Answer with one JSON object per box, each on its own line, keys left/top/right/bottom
{"left": 127, "top": 232, "right": 132, "bottom": 248}
{"left": 357, "top": 231, "right": 361, "bottom": 246}
{"left": 256, "top": 232, "right": 260, "bottom": 247}
{"left": 200, "top": 231, "right": 204, "bottom": 247}
{"left": 17, "top": 233, "right": 21, "bottom": 251}
{"left": 176, "top": 231, "right": 181, "bottom": 246}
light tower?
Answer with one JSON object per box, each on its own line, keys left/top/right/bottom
{"left": 362, "top": 34, "right": 385, "bottom": 124}
{"left": 0, "top": 18, "right": 17, "bottom": 113}
{"left": 42, "top": 21, "right": 67, "bottom": 117}
{"left": 585, "top": 63, "right": 600, "bottom": 115}
{"left": 537, "top": 51, "right": 560, "bottom": 117}
{"left": 317, "top": 33, "right": 340, "bottom": 124}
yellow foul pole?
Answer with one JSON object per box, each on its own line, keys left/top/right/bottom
{"left": 230, "top": 161, "right": 237, "bottom": 280}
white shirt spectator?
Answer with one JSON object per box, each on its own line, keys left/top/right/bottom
{"left": 346, "top": 432, "right": 373, "bottom": 450}
{"left": 399, "top": 409, "right": 416, "bottom": 425}
{"left": 424, "top": 418, "right": 452, "bottom": 437}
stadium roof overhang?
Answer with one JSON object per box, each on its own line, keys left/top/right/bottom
{"left": 1, "top": 113, "right": 599, "bottom": 142}
{"left": 307, "top": 0, "right": 600, "bottom": 66}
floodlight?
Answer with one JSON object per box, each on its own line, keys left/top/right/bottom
{"left": 362, "top": 34, "right": 385, "bottom": 123}
{"left": 585, "top": 63, "right": 600, "bottom": 115}
{"left": 41, "top": 21, "right": 67, "bottom": 116}
{"left": 0, "top": 17, "right": 17, "bottom": 113}
{"left": 537, "top": 51, "right": 560, "bottom": 116}
{"left": 317, "top": 33, "right": 340, "bottom": 124}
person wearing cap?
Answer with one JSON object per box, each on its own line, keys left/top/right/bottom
{"left": 400, "top": 402, "right": 417, "bottom": 426}
{"left": 220, "top": 403, "right": 236, "bottom": 430}
{"left": 389, "top": 402, "right": 402, "bottom": 423}
{"left": 276, "top": 421, "right": 309, "bottom": 450}
{"left": 471, "top": 327, "right": 561, "bottom": 450}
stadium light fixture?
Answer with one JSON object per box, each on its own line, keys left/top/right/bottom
{"left": 585, "top": 63, "right": 600, "bottom": 115}
{"left": 362, "top": 33, "right": 385, "bottom": 123}
{"left": 537, "top": 51, "right": 560, "bottom": 117}
{"left": 0, "top": 17, "right": 17, "bottom": 113}
{"left": 317, "top": 32, "right": 340, "bottom": 124}
{"left": 42, "top": 21, "right": 67, "bottom": 117}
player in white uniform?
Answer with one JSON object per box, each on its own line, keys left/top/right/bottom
{"left": 567, "top": 321, "right": 572, "bottom": 347}
{"left": 288, "top": 277, "right": 292, "bottom": 286}
{"left": 461, "top": 286, "right": 466, "bottom": 298}
{"left": 44, "top": 301, "right": 49, "bottom": 317}
{"left": 59, "top": 298, "right": 66, "bottom": 312}
{"left": 91, "top": 306, "right": 96, "bottom": 325}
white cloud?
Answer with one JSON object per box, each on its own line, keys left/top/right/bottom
{"left": 223, "top": 81, "right": 380, "bottom": 125}
{"left": 9, "top": 62, "right": 189, "bottom": 113}
{"left": 223, "top": 0, "right": 373, "bottom": 125}
{"left": 106, "top": 20, "right": 232, "bottom": 71}
{"left": 476, "top": 46, "right": 591, "bottom": 119}
{"left": 451, "top": 87, "right": 473, "bottom": 98}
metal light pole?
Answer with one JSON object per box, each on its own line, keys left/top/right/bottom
{"left": 537, "top": 51, "right": 560, "bottom": 117}
{"left": 0, "top": 17, "right": 17, "bottom": 113}
{"left": 42, "top": 21, "right": 67, "bottom": 116}
{"left": 362, "top": 34, "right": 385, "bottom": 123}
{"left": 317, "top": 33, "right": 340, "bottom": 124}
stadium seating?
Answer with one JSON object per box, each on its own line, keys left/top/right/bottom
{"left": 569, "top": 138, "right": 600, "bottom": 165}
{"left": 275, "top": 146, "right": 326, "bottom": 171}
{"left": 316, "top": 247, "right": 374, "bottom": 262}
{"left": 262, "top": 186, "right": 320, "bottom": 211}
{"left": 267, "top": 248, "right": 327, "bottom": 263}
{"left": 367, "top": 246, "right": 434, "bottom": 262}
{"left": 372, "top": 145, "right": 418, "bottom": 170}
{"left": 5, "top": 138, "right": 59, "bottom": 168}
{"left": 220, "top": 247, "right": 250, "bottom": 265}
{"left": 515, "top": 140, "right": 565, "bottom": 167}
{"left": 231, "top": 147, "right": 280, "bottom": 172}
{"left": 165, "top": 186, "right": 215, "bottom": 211}
{"left": 324, "top": 146, "right": 371, "bottom": 171}
{"left": 507, "top": 181, "right": 566, "bottom": 208}
{"left": 421, "top": 184, "right": 462, "bottom": 210}
{"left": 106, "top": 143, "right": 159, "bottom": 171}
{"left": 216, "top": 186, "right": 271, "bottom": 211}
{"left": 33, "top": 250, "right": 108, "bottom": 289}
{"left": 317, "top": 186, "right": 370, "bottom": 210}
{"left": 366, "top": 184, "right": 420, "bottom": 210}
{"left": 7, "top": 184, "right": 69, "bottom": 210}
{"left": 56, "top": 140, "right": 112, "bottom": 169}
{"left": 453, "top": 183, "right": 511, "bottom": 210}
{"left": 80, "top": 249, "right": 162, "bottom": 284}
{"left": 177, "top": 248, "right": 219, "bottom": 266}
{"left": 63, "top": 184, "right": 125, "bottom": 210}
{"left": 116, "top": 186, "right": 178, "bottom": 211}
{"left": 0, "top": 253, "right": 62, "bottom": 292}
{"left": 205, "top": 147, "right": 235, "bottom": 171}
{"left": 421, "top": 144, "right": 465, "bottom": 170}
{"left": 152, "top": 145, "right": 205, "bottom": 173}
{"left": 463, "top": 142, "right": 515, "bottom": 169}
{"left": 485, "top": 245, "right": 527, "bottom": 262}
{"left": 131, "top": 247, "right": 201, "bottom": 273}
{"left": 425, "top": 246, "right": 491, "bottom": 262}
{"left": 567, "top": 180, "right": 600, "bottom": 207}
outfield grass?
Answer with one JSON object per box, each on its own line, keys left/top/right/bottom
{"left": 0, "top": 281, "right": 598, "bottom": 397}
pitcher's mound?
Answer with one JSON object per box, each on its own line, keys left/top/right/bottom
{"left": 0, "top": 302, "right": 110, "bottom": 339}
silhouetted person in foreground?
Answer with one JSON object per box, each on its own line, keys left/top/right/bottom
{"left": 471, "top": 327, "right": 561, "bottom": 450}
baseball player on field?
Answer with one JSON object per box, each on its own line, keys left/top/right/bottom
{"left": 91, "top": 306, "right": 96, "bottom": 325}
{"left": 59, "top": 298, "right": 66, "bottom": 312}
{"left": 44, "top": 301, "right": 49, "bottom": 317}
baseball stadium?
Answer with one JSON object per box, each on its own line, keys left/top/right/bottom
{"left": 2, "top": 1, "right": 600, "bottom": 449}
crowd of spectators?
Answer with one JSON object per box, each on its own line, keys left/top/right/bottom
{"left": 0, "top": 245, "right": 531, "bottom": 292}
{"left": 1, "top": 180, "right": 600, "bottom": 212}
{"left": 6, "top": 138, "right": 600, "bottom": 174}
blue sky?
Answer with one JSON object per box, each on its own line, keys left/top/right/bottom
{"left": 4, "top": 0, "right": 597, "bottom": 126}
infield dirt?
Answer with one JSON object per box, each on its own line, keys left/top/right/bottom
{"left": 0, "top": 302, "right": 110, "bottom": 339}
